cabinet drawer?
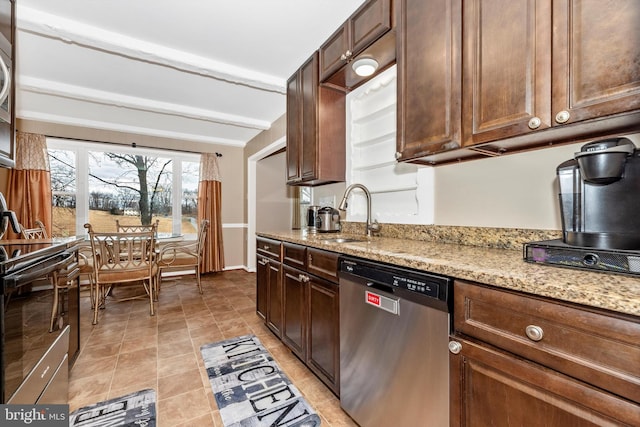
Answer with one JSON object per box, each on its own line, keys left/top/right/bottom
{"left": 454, "top": 280, "right": 640, "bottom": 403}
{"left": 307, "top": 248, "right": 339, "bottom": 283}
{"left": 256, "top": 237, "right": 281, "bottom": 261}
{"left": 283, "top": 242, "right": 306, "bottom": 269}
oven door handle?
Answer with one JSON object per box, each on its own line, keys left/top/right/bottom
{"left": 4, "top": 252, "right": 74, "bottom": 288}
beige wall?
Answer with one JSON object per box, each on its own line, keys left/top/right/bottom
{"left": 256, "top": 152, "right": 293, "bottom": 233}
{"left": 242, "top": 113, "right": 287, "bottom": 266}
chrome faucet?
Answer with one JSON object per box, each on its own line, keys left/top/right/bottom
{"left": 338, "top": 183, "right": 381, "bottom": 237}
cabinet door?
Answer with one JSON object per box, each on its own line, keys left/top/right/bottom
{"left": 286, "top": 72, "right": 301, "bottom": 183}
{"left": 300, "top": 54, "right": 318, "bottom": 181}
{"left": 397, "top": 0, "right": 462, "bottom": 160}
{"left": 256, "top": 256, "right": 269, "bottom": 320}
{"left": 307, "top": 276, "right": 339, "bottom": 395}
{"left": 266, "top": 260, "right": 282, "bottom": 337}
{"left": 462, "top": 0, "right": 552, "bottom": 147}
{"left": 552, "top": 0, "right": 640, "bottom": 126}
{"left": 319, "top": 24, "right": 349, "bottom": 82}
{"left": 282, "top": 265, "right": 307, "bottom": 360}
{"left": 350, "top": 0, "right": 392, "bottom": 56}
{"left": 450, "top": 337, "right": 640, "bottom": 426}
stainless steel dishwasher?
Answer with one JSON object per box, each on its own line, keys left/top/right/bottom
{"left": 339, "top": 256, "right": 452, "bottom": 427}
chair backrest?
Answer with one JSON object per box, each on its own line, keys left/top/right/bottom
{"left": 21, "top": 220, "right": 48, "bottom": 239}
{"left": 197, "top": 219, "right": 210, "bottom": 255}
{"left": 115, "top": 219, "right": 159, "bottom": 234}
{"left": 84, "top": 223, "right": 156, "bottom": 283}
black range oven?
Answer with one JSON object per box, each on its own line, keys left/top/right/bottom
{"left": 0, "top": 239, "right": 81, "bottom": 403}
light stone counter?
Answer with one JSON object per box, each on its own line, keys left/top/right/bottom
{"left": 257, "top": 229, "right": 640, "bottom": 318}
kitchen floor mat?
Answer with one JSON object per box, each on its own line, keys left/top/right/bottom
{"left": 69, "top": 388, "right": 156, "bottom": 427}
{"left": 201, "top": 334, "right": 321, "bottom": 427}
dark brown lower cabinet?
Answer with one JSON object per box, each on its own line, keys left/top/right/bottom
{"left": 256, "top": 255, "right": 282, "bottom": 336}
{"left": 307, "top": 276, "right": 339, "bottom": 395}
{"left": 282, "top": 264, "right": 307, "bottom": 360}
{"left": 256, "top": 256, "right": 268, "bottom": 320}
{"left": 451, "top": 280, "right": 640, "bottom": 426}
{"left": 279, "top": 243, "right": 341, "bottom": 395}
{"left": 266, "top": 259, "right": 282, "bottom": 336}
{"left": 450, "top": 337, "right": 640, "bottom": 426}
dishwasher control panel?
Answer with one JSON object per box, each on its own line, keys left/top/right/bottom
{"left": 340, "top": 258, "right": 451, "bottom": 302}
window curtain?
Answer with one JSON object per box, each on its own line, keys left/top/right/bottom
{"left": 5, "top": 132, "right": 52, "bottom": 239}
{"left": 197, "top": 153, "right": 225, "bottom": 273}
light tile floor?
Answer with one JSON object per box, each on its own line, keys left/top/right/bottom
{"left": 69, "top": 270, "right": 358, "bottom": 426}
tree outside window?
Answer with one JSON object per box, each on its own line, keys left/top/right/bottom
{"left": 47, "top": 140, "right": 199, "bottom": 237}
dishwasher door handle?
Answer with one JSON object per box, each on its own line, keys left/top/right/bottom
{"left": 366, "top": 281, "right": 394, "bottom": 294}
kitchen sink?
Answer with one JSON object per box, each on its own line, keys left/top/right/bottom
{"left": 320, "top": 237, "right": 367, "bottom": 244}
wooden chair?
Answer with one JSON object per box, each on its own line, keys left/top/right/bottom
{"left": 156, "top": 219, "right": 209, "bottom": 294}
{"left": 115, "top": 219, "right": 159, "bottom": 233}
{"left": 48, "top": 252, "right": 80, "bottom": 332}
{"left": 84, "top": 223, "right": 158, "bottom": 325}
{"left": 77, "top": 243, "right": 96, "bottom": 309}
{"left": 20, "top": 220, "right": 48, "bottom": 239}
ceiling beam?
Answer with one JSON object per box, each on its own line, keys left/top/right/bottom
{"left": 17, "top": 6, "right": 287, "bottom": 94}
{"left": 18, "top": 110, "right": 248, "bottom": 147}
{"left": 19, "top": 76, "right": 272, "bottom": 130}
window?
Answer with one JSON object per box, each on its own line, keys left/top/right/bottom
{"left": 49, "top": 149, "right": 77, "bottom": 237}
{"left": 47, "top": 139, "right": 200, "bottom": 238}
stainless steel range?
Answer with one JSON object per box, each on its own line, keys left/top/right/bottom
{"left": 339, "top": 256, "right": 452, "bottom": 427}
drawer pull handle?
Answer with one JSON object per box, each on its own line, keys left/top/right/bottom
{"left": 525, "top": 325, "right": 544, "bottom": 342}
{"left": 448, "top": 341, "right": 462, "bottom": 355}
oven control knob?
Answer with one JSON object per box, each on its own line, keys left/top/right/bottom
{"left": 448, "top": 340, "right": 462, "bottom": 355}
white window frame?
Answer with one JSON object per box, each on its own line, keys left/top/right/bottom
{"left": 47, "top": 138, "right": 200, "bottom": 236}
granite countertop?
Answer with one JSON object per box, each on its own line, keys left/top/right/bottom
{"left": 257, "top": 229, "right": 640, "bottom": 317}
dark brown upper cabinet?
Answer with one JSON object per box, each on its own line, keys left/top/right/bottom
{"left": 319, "top": 0, "right": 393, "bottom": 83}
{"left": 462, "top": 0, "right": 640, "bottom": 149}
{"left": 286, "top": 53, "right": 346, "bottom": 186}
{"left": 395, "top": 0, "right": 461, "bottom": 162}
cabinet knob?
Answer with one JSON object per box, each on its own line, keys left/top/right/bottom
{"left": 555, "top": 110, "right": 570, "bottom": 124}
{"left": 264, "top": 245, "right": 270, "bottom": 250}
{"left": 525, "top": 325, "right": 544, "bottom": 342}
{"left": 258, "top": 258, "right": 268, "bottom": 266}
{"left": 448, "top": 341, "right": 462, "bottom": 354}
{"left": 528, "top": 117, "right": 542, "bottom": 129}
{"left": 395, "top": 151, "right": 402, "bottom": 160}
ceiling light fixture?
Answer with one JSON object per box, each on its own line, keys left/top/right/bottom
{"left": 352, "top": 57, "right": 379, "bottom": 77}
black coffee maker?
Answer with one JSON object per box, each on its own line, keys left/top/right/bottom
{"left": 557, "top": 137, "right": 640, "bottom": 250}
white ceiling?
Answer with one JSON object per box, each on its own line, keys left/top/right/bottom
{"left": 15, "top": 0, "right": 366, "bottom": 147}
